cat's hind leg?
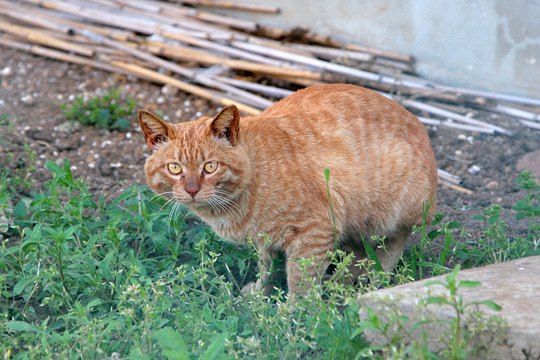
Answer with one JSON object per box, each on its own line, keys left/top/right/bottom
{"left": 284, "top": 231, "right": 335, "bottom": 296}
{"left": 375, "top": 227, "right": 411, "bottom": 272}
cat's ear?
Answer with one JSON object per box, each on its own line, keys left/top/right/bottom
{"left": 138, "top": 110, "right": 174, "bottom": 151}
{"left": 210, "top": 105, "right": 240, "bottom": 146}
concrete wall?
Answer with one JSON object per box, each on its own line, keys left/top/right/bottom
{"left": 218, "top": 0, "right": 540, "bottom": 98}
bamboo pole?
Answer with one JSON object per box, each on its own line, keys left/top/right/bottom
{"left": 175, "top": 0, "right": 280, "bottom": 14}
{"left": 4, "top": 2, "right": 134, "bottom": 41}
{"left": 155, "top": 32, "right": 293, "bottom": 67}
{"left": 346, "top": 43, "right": 414, "bottom": 63}
{"left": 231, "top": 40, "right": 430, "bottom": 90}
{"left": 401, "top": 98, "right": 510, "bottom": 134}
{"left": 289, "top": 43, "right": 373, "bottom": 62}
{"left": 110, "top": 60, "right": 261, "bottom": 115}
{"left": 489, "top": 104, "right": 540, "bottom": 122}
{"left": 0, "top": 3, "right": 71, "bottom": 34}
{"left": 79, "top": 29, "right": 273, "bottom": 109}
{"left": 110, "top": 0, "right": 258, "bottom": 31}
{"left": 435, "top": 84, "right": 540, "bottom": 107}
{"left": 140, "top": 40, "right": 324, "bottom": 80}
{"left": 0, "top": 18, "right": 93, "bottom": 57}
{"left": 214, "top": 76, "right": 294, "bottom": 98}
{"left": 0, "top": 35, "right": 133, "bottom": 76}
{"left": 437, "top": 169, "right": 462, "bottom": 185}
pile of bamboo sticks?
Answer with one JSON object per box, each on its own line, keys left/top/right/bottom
{"left": 1, "top": 0, "right": 539, "bottom": 135}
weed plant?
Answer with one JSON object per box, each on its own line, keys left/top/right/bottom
{"left": 0, "top": 162, "right": 537, "bottom": 359}
{"left": 61, "top": 89, "right": 135, "bottom": 132}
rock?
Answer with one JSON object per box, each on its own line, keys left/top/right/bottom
{"left": 25, "top": 128, "right": 51, "bottom": 142}
{"left": 54, "top": 137, "right": 81, "bottom": 151}
{"left": 0, "top": 66, "right": 12, "bottom": 77}
{"left": 20, "top": 94, "right": 34, "bottom": 106}
{"left": 161, "top": 84, "right": 178, "bottom": 97}
{"left": 358, "top": 257, "right": 540, "bottom": 359}
{"left": 156, "top": 96, "right": 165, "bottom": 104}
{"left": 516, "top": 149, "right": 540, "bottom": 181}
{"left": 98, "top": 160, "right": 114, "bottom": 177}
{"left": 468, "top": 164, "right": 481, "bottom": 174}
{"left": 55, "top": 121, "right": 81, "bottom": 133}
{"left": 486, "top": 180, "right": 499, "bottom": 189}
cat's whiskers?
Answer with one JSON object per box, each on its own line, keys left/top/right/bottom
{"left": 151, "top": 191, "right": 175, "bottom": 202}
{"left": 160, "top": 195, "right": 177, "bottom": 213}
{"left": 208, "top": 191, "right": 239, "bottom": 218}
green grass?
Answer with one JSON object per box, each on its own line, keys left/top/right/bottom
{"left": 0, "top": 162, "right": 538, "bottom": 359}
{"left": 60, "top": 89, "right": 135, "bottom": 132}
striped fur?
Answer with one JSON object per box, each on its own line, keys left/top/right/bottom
{"left": 139, "top": 84, "right": 437, "bottom": 296}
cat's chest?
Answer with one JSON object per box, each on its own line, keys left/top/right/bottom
{"left": 204, "top": 216, "right": 253, "bottom": 244}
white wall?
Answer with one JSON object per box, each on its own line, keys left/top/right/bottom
{"left": 218, "top": 0, "right": 540, "bottom": 97}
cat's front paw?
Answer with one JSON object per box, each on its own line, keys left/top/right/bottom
{"left": 240, "top": 281, "right": 261, "bottom": 295}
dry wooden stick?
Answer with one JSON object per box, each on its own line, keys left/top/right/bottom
{"left": 79, "top": 29, "right": 272, "bottom": 109}
{"left": 213, "top": 76, "right": 294, "bottom": 98}
{"left": 110, "top": 60, "right": 261, "bottom": 115}
{"left": 5, "top": 2, "right": 134, "bottom": 41}
{"left": 0, "top": 3, "right": 71, "bottom": 34}
{"left": 175, "top": 0, "right": 280, "bottom": 14}
{"left": 289, "top": 43, "right": 373, "bottom": 62}
{"left": 154, "top": 32, "right": 292, "bottom": 67}
{"left": 435, "top": 84, "right": 540, "bottom": 107}
{"left": 113, "top": 0, "right": 258, "bottom": 31}
{"left": 231, "top": 40, "right": 430, "bottom": 90}
{"left": 437, "top": 169, "right": 462, "bottom": 185}
{"left": 0, "top": 18, "right": 93, "bottom": 57}
{"left": 441, "top": 181, "right": 474, "bottom": 195}
{"left": 140, "top": 40, "right": 324, "bottom": 80}
{"left": 111, "top": 0, "right": 247, "bottom": 35}
{"left": 0, "top": 35, "right": 132, "bottom": 76}
{"left": 520, "top": 120, "right": 540, "bottom": 130}
{"left": 440, "top": 120, "right": 496, "bottom": 134}
{"left": 346, "top": 43, "right": 414, "bottom": 63}
{"left": 489, "top": 104, "right": 540, "bottom": 122}
{"left": 401, "top": 98, "right": 510, "bottom": 134}
{"left": 106, "top": 0, "right": 242, "bottom": 41}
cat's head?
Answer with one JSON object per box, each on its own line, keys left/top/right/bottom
{"left": 138, "top": 105, "right": 251, "bottom": 212}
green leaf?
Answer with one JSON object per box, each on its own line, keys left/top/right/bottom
{"left": 468, "top": 299, "right": 502, "bottom": 311}
{"left": 13, "top": 199, "right": 28, "bottom": 219}
{"left": 360, "top": 237, "right": 383, "bottom": 273}
{"left": 7, "top": 321, "right": 38, "bottom": 332}
{"left": 199, "top": 333, "right": 228, "bottom": 360}
{"left": 458, "top": 280, "right": 481, "bottom": 288}
{"left": 86, "top": 298, "right": 104, "bottom": 310}
{"left": 350, "top": 321, "right": 379, "bottom": 339}
{"left": 153, "top": 327, "right": 189, "bottom": 360}
{"left": 422, "top": 296, "right": 450, "bottom": 306}
{"left": 446, "top": 221, "right": 462, "bottom": 229}
{"left": 45, "top": 160, "right": 62, "bottom": 175}
{"left": 425, "top": 279, "right": 446, "bottom": 288}
{"left": 12, "top": 276, "right": 34, "bottom": 297}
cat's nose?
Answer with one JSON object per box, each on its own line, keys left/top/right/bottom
{"left": 186, "top": 188, "right": 199, "bottom": 198}
{"left": 185, "top": 180, "right": 200, "bottom": 198}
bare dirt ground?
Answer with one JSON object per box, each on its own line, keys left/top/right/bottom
{"left": 1, "top": 48, "right": 539, "bottom": 240}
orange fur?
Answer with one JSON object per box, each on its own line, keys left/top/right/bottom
{"left": 139, "top": 84, "right": 437, "bottom": 296}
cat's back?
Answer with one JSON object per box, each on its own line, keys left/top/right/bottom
{"left": 245, "top": 84, "right": 431, "bottom": 154}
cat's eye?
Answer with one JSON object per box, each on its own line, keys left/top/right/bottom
{"left": 167, "top": 163, "right": 182, "bottom": 174}
{"left": 204, "top": 161, "right": 218, "bottom": 174}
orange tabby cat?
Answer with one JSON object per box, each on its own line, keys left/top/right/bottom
{"left": 139, "top": 84, "right": 437, "bottom": 296}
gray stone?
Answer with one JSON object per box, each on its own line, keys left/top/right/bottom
{"left": 517, "top": 150, "right": 540, "bottom": 181}
{"left": 358, "top": 256, "right": 540, "bottom": 359}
